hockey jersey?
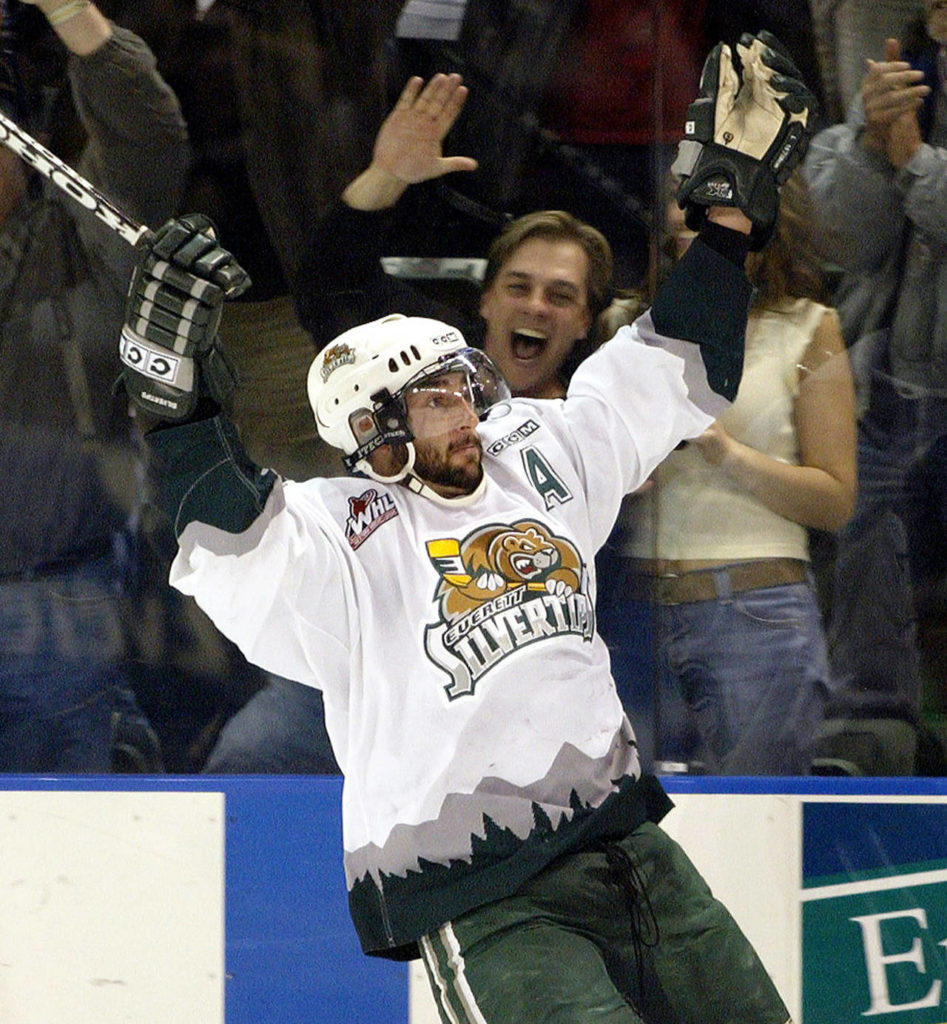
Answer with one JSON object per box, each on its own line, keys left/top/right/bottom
{"left": 148, "top": 303, "right": 734, "bottom": 959}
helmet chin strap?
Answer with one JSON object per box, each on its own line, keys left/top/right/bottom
{"left": 404, "top": 468, "right": 487, "bottom": 507}
{"left": 355, "top": 441, "right": 417, "bottom": 486}
{"left": 357, "top": 441, "right": 486, "bottom": 507}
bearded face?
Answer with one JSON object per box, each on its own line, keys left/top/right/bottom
{"left": 406, "top": 372, "right": 484, "bottom": 498}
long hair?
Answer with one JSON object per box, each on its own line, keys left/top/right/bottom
{"left": 745, "top": 170, "right": 831, "bottom": 309}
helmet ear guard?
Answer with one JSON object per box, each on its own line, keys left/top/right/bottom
{"left": 342, "top": 388, "right": 414, "bottom": 478}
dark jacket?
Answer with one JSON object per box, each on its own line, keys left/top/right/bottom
{"left": 0, "top": 26, "right": 188, "bottom": 576}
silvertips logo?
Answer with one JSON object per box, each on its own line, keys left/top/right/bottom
{"left": 423, "top": 519, "right": 594, "bottom": 698}
{"left": 320, "top": 343, "right": 356, "bottom": 382}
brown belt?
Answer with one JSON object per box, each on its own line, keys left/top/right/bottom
{"left": 619, "top": 558, "right": 808, "bottom": 605}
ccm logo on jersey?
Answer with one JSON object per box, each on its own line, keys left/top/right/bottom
{"left": 120, "top": 334, "right": 183, "bottom": 385}
{"left": 486, "top": 419, "right": 540, "bottom": 455}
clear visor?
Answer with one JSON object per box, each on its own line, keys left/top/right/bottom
{"left": 343, "top": 348, "right": 509, "bottom": 470}
{"left": 402, "top": 348, "right": 510, "bottom": 425}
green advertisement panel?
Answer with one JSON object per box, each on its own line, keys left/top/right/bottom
{"left": 804, "top": 801, "right": 947, "bottom": 1024}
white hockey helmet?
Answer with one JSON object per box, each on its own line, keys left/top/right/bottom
{"left": 307, "top": 314, "right": 509, "bottom": 485}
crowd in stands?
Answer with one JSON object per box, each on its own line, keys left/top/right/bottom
{"left": 1, "top": 0, "right": 944, "bottom": 777}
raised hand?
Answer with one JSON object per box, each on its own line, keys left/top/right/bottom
{"left": 342, "top": 73, "right": 478, "bottom": 212}
{"left": 861, "top": 38, "right": 928, "bottom": 165}
{"left": 372, "top": 73, "right": 478, "bottom": 185}
{"left": 119, "top": 214, "right": 250, "bottom": 421}
{"left": 674, "top": 31, "right": 817, "bottom": 249}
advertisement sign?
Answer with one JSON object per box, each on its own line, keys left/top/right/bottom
{"left": 803, "top": 801, "right": 947, "bottom": 1024}
{"left": 5, "top": 777, "right": 947, "bottom": 1022}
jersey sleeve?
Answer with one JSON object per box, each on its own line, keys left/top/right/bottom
{"left": 648, "top": 229, "right": 754, "bottom": 403}
{"left": 549, "top": 231, "right": 752, "bottom": 548}
{"left": 147, "top": 415, "right": 277, "bottom": 538}
{"left": 146, "top": 415, "right": 353, "bottom": 689}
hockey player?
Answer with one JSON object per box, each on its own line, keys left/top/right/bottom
{"left": 122, "top": 32, "right": 815, "bottom": 1023}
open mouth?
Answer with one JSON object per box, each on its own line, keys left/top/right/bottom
{"left": 510, "top": 554, "right": 539, "bottom": 577}
{"left": 511, "top": 328, "right": 548, "bottom": 360}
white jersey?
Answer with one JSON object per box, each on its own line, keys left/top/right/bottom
{"left": 156, "top": 311, "right": 727, "bottom": 956}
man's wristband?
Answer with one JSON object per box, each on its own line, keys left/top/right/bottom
{"left": 46, "top": 0, "right": 91, "bottom": 26}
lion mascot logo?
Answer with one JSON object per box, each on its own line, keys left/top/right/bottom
{"left": 428, "top": 520, "right": 582, "bottom": 618}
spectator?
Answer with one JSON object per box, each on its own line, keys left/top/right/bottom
{"left": 0, "top": 0, "right": 188, "bottom": 771}
{"left": 297, "top": 73, "right": 616, "bottom": 401}
{"left": 606, "top": 171, "right": 856, "bottom": 774}
{"left": 809, "top": 0, "right": 920, "bottom": 124}
{"left": 804, "top": 0, "right": 946, "bottom": 771}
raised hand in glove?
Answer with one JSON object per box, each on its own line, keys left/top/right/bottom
{"left": 119, "top": 214, "right": 251, "bottom": 422}
{"left": 674, "top": 30, "right": 817, "bottom": 250}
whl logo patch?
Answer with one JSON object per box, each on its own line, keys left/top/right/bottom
{"left": 423, "top": 519, "right": 594, "bottom": 698}
{"left": 345, "top": 489, "right": 397, "bottom": 549}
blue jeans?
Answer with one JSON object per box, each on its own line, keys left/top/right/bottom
{"left": 828, "top": 373, "right": 947, "bottom": 721}
{"left": 596, "top": 560, "right": 659, "bottom": 771}
{"left": 203, "top": 675, "right": 340, "bottom": 774}
{"left": 653, "top": 579, "right": 832, "bottom": 774}
{"left": 0, "top": 557, "right": 127, "bottom": 772}
{"left": 599, "top": 559, "right": 831, "bottom": 775}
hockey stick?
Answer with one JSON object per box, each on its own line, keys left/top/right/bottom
{"left": 0, "top": 106, "right": 149, "bottom": 246}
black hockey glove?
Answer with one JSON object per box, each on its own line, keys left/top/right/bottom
{"left": 674, "top": 31, "right": 817, "bottom": 250}
{"left": 119, "top": 214, "right": 250, "bottom": 421}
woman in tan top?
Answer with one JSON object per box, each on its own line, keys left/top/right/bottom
{"left": 603, "top": 171, "right": 856, "bottom": 774}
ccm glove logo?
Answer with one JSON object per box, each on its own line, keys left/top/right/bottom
{"left": 120, "top": 326, "right": 194, "bottom": 390}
